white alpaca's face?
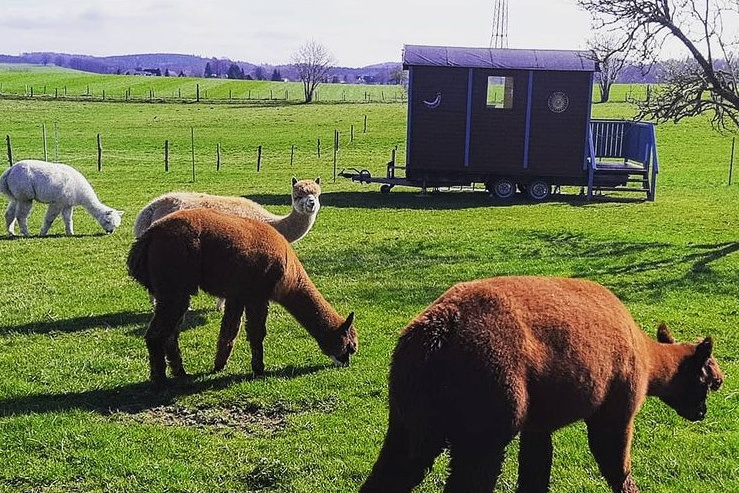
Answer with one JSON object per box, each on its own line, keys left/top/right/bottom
{"left": 291, "top": 179, "right": 321, "bottom": 215}
{"left": 101, "top": 209, "right": 124, "bottom": 234}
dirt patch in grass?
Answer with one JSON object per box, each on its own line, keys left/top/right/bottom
{"left": 114, "top": 404, "right": 288, "bottom": 435}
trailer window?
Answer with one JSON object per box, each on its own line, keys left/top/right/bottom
{"left": 487, "top": 76, "right": 514, "bottom": 109}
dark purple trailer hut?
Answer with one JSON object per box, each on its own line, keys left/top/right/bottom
{"left": 341, "top": 44, "right": 659, "bottom": 201}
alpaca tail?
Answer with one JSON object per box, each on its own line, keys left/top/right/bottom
{"left": 133, "top": 203, "right": 156, "bottom": 238}
{"left": 127, "top": 233, "right": 153, "bottom": 292}
{"left": 0, "top": 167, "right": 11, "bottom": 199}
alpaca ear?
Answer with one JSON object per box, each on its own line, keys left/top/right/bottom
{"left": 315, "top": 177, "right": 321, "bottom": 185}
{"left": 343, "top": 311, "right": 355, "bottom": 330}
{"left": 117, "top": 210, "right": 125, "bottom": 216}
{"left": 657, "top": 322, "right": 676, "bottom": 343}
{"left": 292, "top": 177, "right": 298, "bottom": 186}
{"left": 695, "top": 337, "right": 714, "bottom": 362}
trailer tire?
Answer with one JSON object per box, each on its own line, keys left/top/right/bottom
{"left": 490, "top": 179, "right": 515, "bottom": 199}
{"left": 527, "top": 180, "right": 551, "bottom": 201}
{"left": 380, "top": 184, "right": 393, "bottom": 194}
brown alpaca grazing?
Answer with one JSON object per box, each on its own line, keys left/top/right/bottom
{"left": 127, "top": 208, "right": 358, "bottom": 386}
{"left": 360, "top": 276, "right": 724, "bottom": 493}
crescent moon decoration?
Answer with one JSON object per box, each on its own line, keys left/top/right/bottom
{"left": 423, "top": 92, "right": 442, "bottom": 109}
{"left": 547, "top": 91, "right": 569, "bottom": 113}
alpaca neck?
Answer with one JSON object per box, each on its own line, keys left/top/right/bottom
{"left": 275, "top": 273, "right": 342, "bottom": 342}
{"left": 646, "top": 340, "right": 693, "bottom": 397}
{"left": 271, "top": 210, "right": 316, "bottom": 243}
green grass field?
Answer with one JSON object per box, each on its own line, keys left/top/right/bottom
{"left": 0, "top": 72, "right": 737, "bottom": 493}
{"left": 0, "top": 64, "right": 405, "bottom": 104}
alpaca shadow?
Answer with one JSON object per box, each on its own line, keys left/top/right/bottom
{"left": 0, "top": 310, "right": 208, "bottom": 336}
{"left": 125, "top": 309, "right": 210, "bottom": 336}
{"left": 0, "top": 232, "right": 112, "bottom": 241}
{"left": 0, "top": 363, "right": 327, "bottom": 418}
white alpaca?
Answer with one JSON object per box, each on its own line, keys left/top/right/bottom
{"left": 133, "top": 177, "right": 321, "bottom": 241}
{"left": 133, "top": 177, "right": 321, "bottom": 309}
{"left": 0, "top": 159, "right": 124, "bottom": 236}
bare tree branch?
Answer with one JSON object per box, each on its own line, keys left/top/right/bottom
{"left": 578, "top": 0, "right": 739, "bottom": 131}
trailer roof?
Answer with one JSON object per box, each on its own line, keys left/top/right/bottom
{"left": 403, "top": 44, "right": 597, "bottom": 72}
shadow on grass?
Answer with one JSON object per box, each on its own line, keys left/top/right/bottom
{"left": 0, "top": 231, "right": 112, "bottom": 241}
{"left": 242, "top": 189, "right": 646, "bottom": 211}
{"left": 0, "top": 363, "right": 327, "bottom": 417}
{"left": 0, "top": 309, "right": 208, "bottom": 335}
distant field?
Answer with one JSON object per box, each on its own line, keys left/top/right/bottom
{"left": 0, "top": 64, "right": 406, "bottom": 103}
{"left": 0, "top": 71, "right": 736, "bottom": 493}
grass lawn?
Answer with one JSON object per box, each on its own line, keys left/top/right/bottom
{"left": 0, "top": 82, "right": 737, "bottom": 492}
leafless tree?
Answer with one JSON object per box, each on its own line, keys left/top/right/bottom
{"left": 291, "top": 40, "right": 335, "bottom": 103}
{"left": 586, "top": 35, "right": 632, "bottom": 103}
{"left": 578, "top": 0, "right": 739, "bottom": 130}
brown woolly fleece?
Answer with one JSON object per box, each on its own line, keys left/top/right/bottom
{"left": 360, "top": 276, "right": 723, "bottom": 493}
{"left": 127, "top": 207, "right": 357, "bottom": 386}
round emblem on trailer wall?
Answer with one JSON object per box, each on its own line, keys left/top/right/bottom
{"left": 547, "top": 91, "right": 569, "bottom": 113}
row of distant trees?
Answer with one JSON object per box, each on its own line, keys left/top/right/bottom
{"left": 206, "top": 62, "right": 282, "bottom": 81}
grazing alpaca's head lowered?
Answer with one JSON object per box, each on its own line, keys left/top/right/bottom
{"left": 360, "top": 276, "right": 723, "bottom": 493}
{"left": 127, "top": 208, "right": 357, "bottom": 387}
{"left": 1, "top": 159, "right": 123, "bottom": 236}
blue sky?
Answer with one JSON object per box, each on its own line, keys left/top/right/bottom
{"left": 4, "top": 0, "right": 598, "bottom": 66}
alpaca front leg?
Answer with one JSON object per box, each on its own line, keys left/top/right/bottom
{"left": 61, "top": 206, "right": 74, "bottom": 235}
{"left": 213, "top": 299, "right": 246, "bottom": 373}
{"left": 586, "top": 417, "right": 639, "bottom": 493}
{"left": 40, "top": 204, "right": 63, "bottom": 236}
{"left": 516, "top": 430, "right": 554, "bottom": 493}
{"left": 244, "top": 301, "right": 269, "bottom": 376}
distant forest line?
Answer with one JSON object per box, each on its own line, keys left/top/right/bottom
{"left": 0, "top": 51, "right": 661, "bottom": 84}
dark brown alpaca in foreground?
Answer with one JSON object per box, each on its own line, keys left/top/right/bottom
{"left": 361, "top": 276, "right": 723, "bottom": 493}
{"left": 127, "top": 208, "right": 358, "bottom": 386}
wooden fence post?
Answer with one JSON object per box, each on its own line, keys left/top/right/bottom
{"left": 42, "top": 124, "right": 48, "bottom": 161}
{"left": 6, "top": 135, "right": 13, "bottom": 167}
{"left": 351, "top": 124, "right": 354, "bottom": 142}
{"left": 217, "top": 143, "right": 221, "bottom": 171}
{"left": 290, "top": 145, "right": 295, "bottom": 166}
{"left": 191, "top": 128, "right": 196, "bottom": 182}
{"left": 317, "top": 138, "right": 321, "bottom": 158}
{"left": 363, "top": 115, "right": 368, "bottom": 133}
{"left": 164, "top": 140, "right": 169, "bottom": 172}
{"left": 729, "top": 137, "right": 735, "bottom": 186}
{"left": 333, "top": 130, "right": 339, "bottom": 182}
{"left": 257, "top": 146, "right": 262, "bottom": 172}
{"left": 96, "top": 134, "right": 102, "bottom": 171}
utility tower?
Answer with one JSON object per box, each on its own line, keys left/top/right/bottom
{"left": 490, "top": 0, "right": 509, "bottom": 48}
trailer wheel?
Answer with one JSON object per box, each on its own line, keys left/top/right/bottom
{"left": 380, "top": 184, "right": 394, "bottom": 194}
{"left": 490, "top": 179, "right": 515, "bottom": 199}
{"left": 527, "top": 180, "right": 551, "bottom": 201}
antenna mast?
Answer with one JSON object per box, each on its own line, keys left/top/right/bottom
{"left": 490, "top": 0, "right": 509, "bottom": 48}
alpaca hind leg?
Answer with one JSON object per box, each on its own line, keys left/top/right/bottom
{"left": 4, "top": 200, "right": 17, "bottom": 235}
{"left": 359, "top": 423, "right": 444, "bottom": 493}
{"left": 61, "top": 206, "right": 74, "bottom": 235}
{"left": 14, "top": 200, "right": 33, "bottom": 236}
{"left": 145, "top": 295, "right": 189, "bottom": 386}
{"left": 213, "top": 299, "right": 246, "bottom": 373}
{"left": 243, "top": 301, "right": 269, "bottom": 376}
{"left": 165, "top": 315, "right": 189, "bottom": 378}
{"left": 516, "top": 430, "right": 554, "bottom": 493}
{"left": 444, "top": 435, "right": 508, "bottom": 493}
{"left": 586, "top": 416, "right": 639, "bottom": 493}
{"left": 40, "top": 203, "right": 63, "bottom": 236}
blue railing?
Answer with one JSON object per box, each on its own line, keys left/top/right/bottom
{"left": 587, "top": 119, "right": 659, "bottom": 201}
